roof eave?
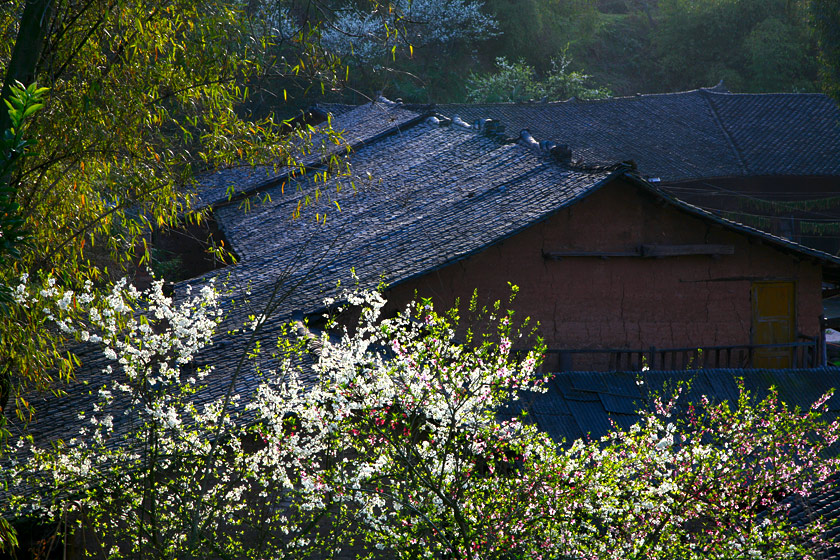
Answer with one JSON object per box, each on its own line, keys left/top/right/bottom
{"left": 621, "top": 171, "right": 840, "bottom": 278}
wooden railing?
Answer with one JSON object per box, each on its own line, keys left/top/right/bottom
{"left": 546, "top": 337, "right": 821, "bottom": 371}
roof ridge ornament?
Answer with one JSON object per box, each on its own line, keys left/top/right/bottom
{"left": 375, "top": 95, "right": 401, "bottom": 106}
{"left": 452, "top": 115, "right": 472, "bottom": 129}
{"left": 518, "top": 129, "right": 576, "bottom": 164}
{"left": 474, "top": 118, "right": 506, "bottom": 139}
{"left": 709, "top": 79, "right": 728, "bottom": 93}
{"left": 550, "top": 144, "right": 572, "bottom": 163}
{"left": 518, "top": 129, "right": 540, "bottom": 149}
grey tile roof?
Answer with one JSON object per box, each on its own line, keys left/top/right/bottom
{"left": 706, "top": 92, "right": 840, "bottom": 177}
{"left": 436, "top": 88, "right": 840, "bottom": 182}
{"left": 193, "top": 98, "right": 427, "bottom": 207}
{"left": 313, "top": 102, "right": 358, "bottom": 117}
{"left": 516, "top": 368, "right": 840, "bottom": 444}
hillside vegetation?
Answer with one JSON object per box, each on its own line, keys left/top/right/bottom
{"left": 308, "top": 0, "right": 828, "bottom": 104}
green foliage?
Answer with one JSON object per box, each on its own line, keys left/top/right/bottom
{"left": 466, "top": 53, "right": 610, "bottom": 103}
{"left": 6, "top": 284, "right": 839, "bottom": 559}
{"left": 316, "top": 0, "right": 500, "bottom": 103}
{"left": 379, "top": 0, "right": 829, "bottom": 101}
{"left": 0, "top": 518, "right": 16, "bottom": 555}
{"left": 0, "top": 83, "right": 64, "bottom": 440}
{"left": 468, "top": 0, "right": 823, "bottom": 97}
{"left": 0, "top": 82, "right": 45, "bottom": 304}
{"left": 282, "top": 0, "right": 830, "bottom": 101}
{"left": 725, "top": 194, "right": 840, "bottom": 238}
{"left": 744, "top": 17, "right": 814, "bottom": 92}
{"left": 0, "top": 0, "right": 354, "bottom": 421}
{"left": 1, "top": 1, "right": 310, "bottom": 280}
{"left": 809, "top": 0, "right": 840, "bottom": 100}
{"left": 148, "top": 248, "right": 186, "bottom": 283}
{"left": 347, "top": 0, "right": 611, "bottom": 103}
{"left": 567, "top": 10, "right": 652, "bottom": 95}
{"left": 482, "top": 0, "right": 600, "bottom": 70}
{"left": 652, "top": 0, "right": 818, "bottom": 92}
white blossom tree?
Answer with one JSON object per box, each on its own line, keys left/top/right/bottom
{"left": 3, "top": 278, "right": 839, "bottom": 559}
{"left": 318, "top": 0, "right": 498, "bottom": 63}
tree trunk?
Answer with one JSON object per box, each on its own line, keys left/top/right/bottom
{"left": 0, "top": 0, "right": 54, "bottom": 135}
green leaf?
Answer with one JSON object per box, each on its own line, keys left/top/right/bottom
{"left": 21, "top": 103, "right": 44, "bottom": 120}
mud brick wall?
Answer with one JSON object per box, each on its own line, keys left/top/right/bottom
{"left": 386, "top": 179, "right": 823, "bottom": 365}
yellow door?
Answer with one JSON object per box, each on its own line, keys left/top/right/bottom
{"left": 751, "top": 282, "right": 795, "bottom": 368}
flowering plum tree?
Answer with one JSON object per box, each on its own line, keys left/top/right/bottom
{"left": 3, "top": 279, "right": 839, "bottom": 559}
{"left": 318, "top": 0, "right": 498, "bottom": 64}
{"left": 248, "top": 290, "right": 547, "bottom": 558}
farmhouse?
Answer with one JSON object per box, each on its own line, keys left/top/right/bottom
{"left": 9, "top": 96, "right": 840, "bottom": 560}
{"left": 186, "top": 97, "right": 840, "bottom": 373}
{"left": 190, "top": 99, "right": 840, "bottom": 556}
{"left": 21, "top": 95, "right": 840, "bottom": 470}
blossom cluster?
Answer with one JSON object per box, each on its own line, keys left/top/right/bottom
{"left": 3, "top": 277, "right": 251, "bottom": 558}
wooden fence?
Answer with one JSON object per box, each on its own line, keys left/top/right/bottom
{"left": 546, "top": 337, "right": 821, "bottom": 371}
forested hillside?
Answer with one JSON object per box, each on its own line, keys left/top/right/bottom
{"left": 290, "top": 0, "right": 834, "bottom": 107}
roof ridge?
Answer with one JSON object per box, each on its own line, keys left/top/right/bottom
{"left": 425, "top": 112, "right": 631, "bottom": 175}
{"left": 703, "top": 90, "right": 834, "bottom": 99}
{"left": 514, "top": 128, "right": 630, "bottom": 172}
{"left": 429, "top": 113, "right": 509, "bottom": 143}
{"left": 436, "top": 90, "right": 838, "bottom": 111}
{"left": 700, "top": 89, "right": 750, "bottom": 176}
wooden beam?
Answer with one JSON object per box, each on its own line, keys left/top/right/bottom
{"left": 543, "top": 244, "right": 735, "bottom": 260}
{"left": 640, "top": 244, "right": 734, "bottom": 257}
{"left": 543, "top": 250, "right": 640, "bottom": 260}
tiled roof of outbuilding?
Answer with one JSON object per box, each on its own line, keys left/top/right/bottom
{"left": 705, "top": 92, "right": 840, "bottom": 177}
{"left": 514, "top": 367, "right": 840, "bottom": 558}
{"left": 437, "top": 88, "right": 840, "bottom": 182}
{"left": 517, "top": 368, "right": 840, "bottom": 445}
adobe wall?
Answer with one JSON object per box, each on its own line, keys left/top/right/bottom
{"left": 385, "top": 179, "right": 824, "bottom": 367}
